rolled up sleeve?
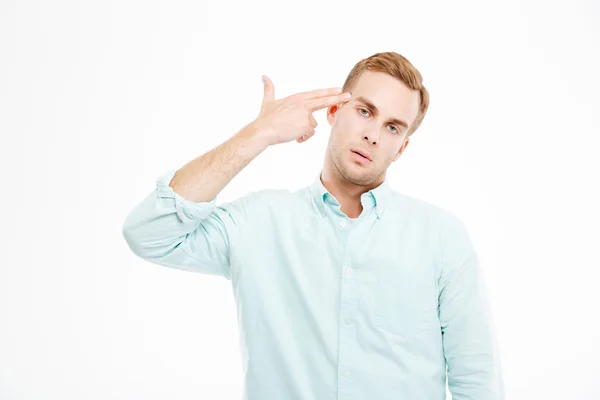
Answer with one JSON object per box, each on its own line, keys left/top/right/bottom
{"left": 122, "top": 169, "right": 255, "bottom": 280}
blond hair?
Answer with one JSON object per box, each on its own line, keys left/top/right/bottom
{"left": 342, "top": 52, "right": 430, "bottom": 137}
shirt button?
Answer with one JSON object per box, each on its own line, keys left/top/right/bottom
{"left": 346, "top": 268, "right": 353, "bottom": 275}
{"left": 340, "top": 220, "right": 347, "bottom": 227}
{"left": 344, "top": 370, "right": 350, "bottom": 376}
{"left": 345, "top": 318, "right": 353, "bottom": 324}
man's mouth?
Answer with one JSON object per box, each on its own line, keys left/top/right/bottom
{"left": 351, "top": 150, "right": 372, "bottom": 162}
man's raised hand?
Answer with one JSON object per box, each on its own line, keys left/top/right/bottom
{"left": 252, "top": 75, "right": 352, "bottom": 146}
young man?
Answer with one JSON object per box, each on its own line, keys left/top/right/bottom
{"left": 123, "top": 52, "right": 504, "bottom": 399}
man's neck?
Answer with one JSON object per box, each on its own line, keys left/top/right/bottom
{"left": 320, "top": 170, "right": 380, "bottom": 219}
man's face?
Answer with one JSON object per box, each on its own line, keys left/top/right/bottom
{"left": 325, "top": 70, "right": 421, "bottom": 186}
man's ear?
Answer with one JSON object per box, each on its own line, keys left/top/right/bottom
{"left": 392, "top": 138, "right": 410, "bottom": 162}
{"left": 327, "top": 104, "right": 340, "bottom": 126}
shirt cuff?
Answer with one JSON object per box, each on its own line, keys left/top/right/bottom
{"left": 155, "top": 169, "right": 217, "bottom": 223}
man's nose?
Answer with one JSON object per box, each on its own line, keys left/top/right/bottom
{"left": 363, "top": 130, "right": 380, "bottom": 145}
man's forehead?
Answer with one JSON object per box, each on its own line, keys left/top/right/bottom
{"left": 351, "top": 75, "right": 419, "bottom": 123}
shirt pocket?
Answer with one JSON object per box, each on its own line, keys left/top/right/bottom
{"left": 373, "top": 264, "right": 439, "bottom": 340}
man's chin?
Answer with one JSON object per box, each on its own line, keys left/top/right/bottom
{"left": 340, "top": 166, "right": 374, "bottom": 186}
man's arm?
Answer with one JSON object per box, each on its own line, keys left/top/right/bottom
{"left": 169, "top": 76, "right": 350, "bottom": 203}
{"left": 122, "top": 76, "right": 350, "bottom": 277}
{"left": 438, "top": 215, "right": 505, "bottom": 399}
{"left": 121, "top": 122, "right": 271, "bottom": 279}
{"left": 168, "top": 122, "right": 270, "bottom": 203}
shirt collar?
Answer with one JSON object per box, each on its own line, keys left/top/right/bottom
{"left": 309, "top": 171, "right": 392, "bottom": 219}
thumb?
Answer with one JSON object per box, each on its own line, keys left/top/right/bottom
{"left": 261, "top": 75, "right": 275, "bottom": 106}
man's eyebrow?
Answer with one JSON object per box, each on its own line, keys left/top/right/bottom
{"left": 354, "top": 95, "right": 409, "bottom": 129}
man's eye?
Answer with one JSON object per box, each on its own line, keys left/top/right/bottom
{"left": 389, "top": 125, "right": 398, "bottom": 133}
{"left": 358, "top": 108, "right": 369, "bottom": 116}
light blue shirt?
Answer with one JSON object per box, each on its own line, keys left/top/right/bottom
{"left": 123, "top": 169, "right": 504, "bottom": 400}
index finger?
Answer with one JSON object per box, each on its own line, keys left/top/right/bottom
{"left": 305, "top": 92, "right": 352, "bottom": 111}
{"left": 299, "top": 87, "right": 344, "bottom": 99}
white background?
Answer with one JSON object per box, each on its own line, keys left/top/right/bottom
{"left": 1, "top": 0, "right": 599, "bottom": 398}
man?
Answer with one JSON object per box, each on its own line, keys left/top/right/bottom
{"left": 123, "top": 51, "right": 504, "bottom": 399}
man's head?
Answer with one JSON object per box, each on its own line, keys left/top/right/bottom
{"left": 324, "top": 52, "right": 429, "bottom": 187}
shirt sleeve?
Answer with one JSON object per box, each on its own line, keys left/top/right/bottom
{"left": 122, "top": 169, "right": 257, "bottom": 280}
{"left": 438, "top": 215, "right": 505, "bottom": 399}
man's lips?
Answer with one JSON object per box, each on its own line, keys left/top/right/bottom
{"left": 351, "top": 149, "right": 372, "bottom": 161}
